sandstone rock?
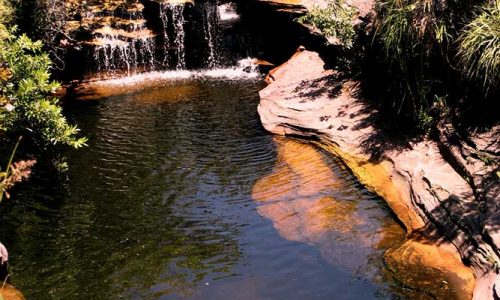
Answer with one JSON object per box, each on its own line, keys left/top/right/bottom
{"left": 0, "top": 284, "right": 25, "bottom": 300}
{"left": 265, "top": 45, "right": 328, "bottom": 84}
{"left": 385, "top": 240, "right": 475, "bottom": 300}
{"left": 258, "top": 47, "right": 500, "bottom": 299}
{"left": 155, "top": 0, "right": 194, "bottom": 4}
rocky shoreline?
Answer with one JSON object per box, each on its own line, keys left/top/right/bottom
{"left": 258, "top": 47, "right": 499, "bottom": 299}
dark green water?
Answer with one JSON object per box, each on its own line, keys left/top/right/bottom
{"left": 0, "top": 76, "right": 409, "bottom": 299}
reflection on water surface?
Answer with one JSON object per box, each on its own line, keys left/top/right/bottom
{"left": 0, "top": 78, "right": 407, "bottom": 299}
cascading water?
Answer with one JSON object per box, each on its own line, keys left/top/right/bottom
{"left": 158, "top": 3, "right": 187, "bottom": 70}
{"left": 171, "top": 4, "right": 186, "bottom": 70}
{"left": 218, "top": 3, "right": 239, "bottom": 22}
{"left": 91, "top": 2, "right": 157, "bottom": 75}
{"left": 202, "top": 2, "right": 220, "bottom": 68}
{"left": 158, "top": 1, "right": 219, "bottom": 70}
{"left": 85, "top": 0, "right": 252, "bottom": 77}
{"left": 159, "top": 3, "right": 170, "bottom": 67}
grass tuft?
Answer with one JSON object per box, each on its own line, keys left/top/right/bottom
{"left": 457, "top": 1, "right": 500, "bottom": 89}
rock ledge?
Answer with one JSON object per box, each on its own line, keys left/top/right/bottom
{"left": 258, "top": 48, "right": 499, "bottom": 299}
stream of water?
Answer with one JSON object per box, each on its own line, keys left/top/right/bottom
{"left": 0, "top": 74, "right": 414, "bottom": 299}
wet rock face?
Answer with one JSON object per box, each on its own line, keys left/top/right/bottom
{"left": 384, "top": 240, "right": 475, "bottom": 300}
{"left": 258, "top": 48, "right": 499, "bottom": 299}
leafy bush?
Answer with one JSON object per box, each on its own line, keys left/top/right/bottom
{"left": 0, "top": 0, "right": 84, "bottom": 198}
{"left": 0, "top": 0, "right": 13, "bottom": 24}
{"left": 457, "top": 1, "right": 500, "bottom": 89}
{"left": 298, "top": 0, "right": 356, "bottom": 48}
{"left": 0, "top": 26, "right": 87, "bottom": 149}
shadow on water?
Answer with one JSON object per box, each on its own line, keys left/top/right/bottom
{"left": 1, "top": 77, "right": 414, "bottom": 299}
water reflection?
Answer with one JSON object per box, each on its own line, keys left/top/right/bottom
{"left": 0, "top": 79, "right": 407, "bottom": 299}
{"left": 253, "top": 138, "right": 404, "bottom": 277}
{"left": 0, "top": 79, "right": 268, "bottom": 299}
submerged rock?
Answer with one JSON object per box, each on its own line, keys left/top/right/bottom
{"left": 0, "top": 284, "right": 25, "bottom": 300}
{"left": 252, "top": 137, "right": 405, "bottom": 277}
{"left": 258, "top": 47, "right": 499, "bottom": 299}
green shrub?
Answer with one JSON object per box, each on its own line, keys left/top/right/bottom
{"left": 0, "top": 0, "right": 13, "bottom": 25}
{"left": 457, "top": 1, "right": 500, "bottom": 89}
{"left": 0, "top": 26, "right": 87, "bottom": 149}
{"left": 297, "top": 0, "right": 356, "bottom": 48}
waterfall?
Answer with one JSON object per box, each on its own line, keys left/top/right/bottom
{"left": 86, "top": 0, "right": 247, "bottom": 77}
{"left": 159, "top": 3, "right": 187, "bottom": 70}
{"left": 218, "top": 3, "right": 239, "bottom": 22}
{"left": 159, "top": 3, "right": 170, "bottom": 67}
{"left": 172, "top": 5, "right": 186, "bottom": 70}
{"left": 202, "top": 2, "right": 220, "bottom": 69}
{"left": 91, "top": 2, "right": 156, "bottom": 75}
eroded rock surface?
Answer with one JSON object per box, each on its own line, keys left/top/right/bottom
{"left": 258, "top": 48, "right": 499, "bottom": 299}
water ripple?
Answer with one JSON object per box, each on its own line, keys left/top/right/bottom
{"left": 0, "top": 78, "right": 408, "bottom": 300}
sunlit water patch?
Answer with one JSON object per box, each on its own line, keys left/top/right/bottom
{"left": 0, "top": 78, "right": 409, "bottom": 299}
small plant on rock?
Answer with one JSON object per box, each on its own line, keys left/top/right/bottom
{"left": 297, "top": 0, "right": 357, "bottom": 49}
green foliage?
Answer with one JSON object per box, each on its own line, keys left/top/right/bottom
{"left": 297, "top": 0, "right": 356, "bottom": 48}
{"left": 457, "top": 1, "right": 500, "bottom": 89}
{"left": 0, "top": 0, "right": 13, "bottom": 25}
{"left": 375, "top": 0, "right": 456, "bottom": 122}
{"left": 417, "top": 109, "right": 433, "bottom": 133}
{"left": 0, "top": 26, "right": 87, "bottom": 149}
{"left": 374, "top": 0, "right": 499, "bottom": 128}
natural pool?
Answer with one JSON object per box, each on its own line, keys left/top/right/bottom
{"left": 0, "top": 76, "right": 412, "bottom": 299}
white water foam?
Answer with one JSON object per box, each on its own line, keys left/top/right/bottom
{"left": 90, "top": 58, "right": 261, "bottom": 87}
{"left": 218, "top": 3, "right": 239, "bottom": 22}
